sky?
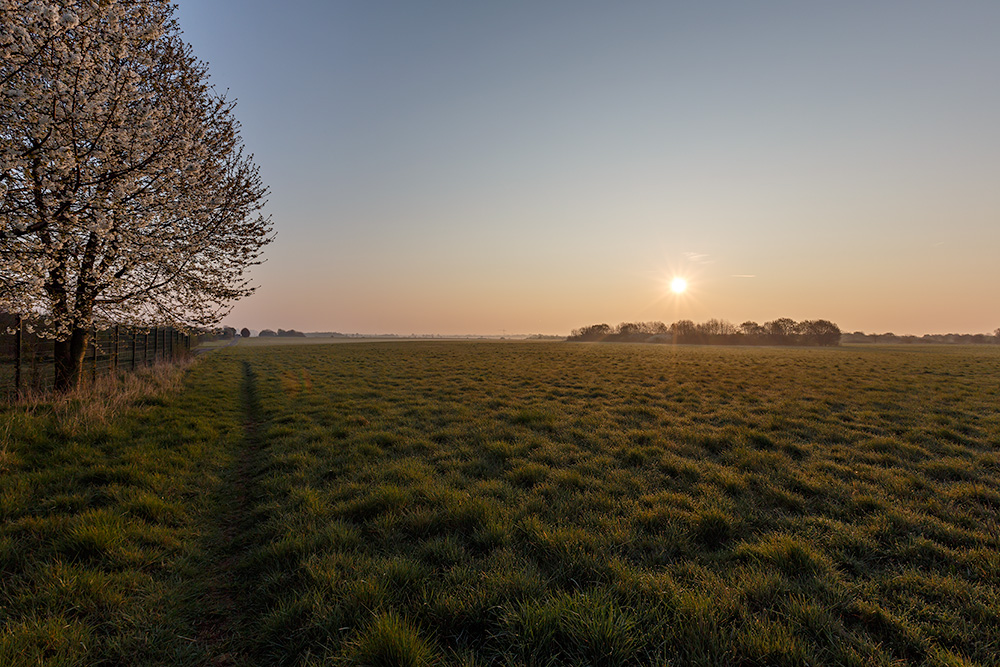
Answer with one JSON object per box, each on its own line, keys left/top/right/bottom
{"left": 174, "top": 1, "right": 1000, "bottom": 336}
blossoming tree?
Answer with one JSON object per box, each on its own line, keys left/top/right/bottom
{"left": 1, "top": 0, "right": 272, "bottom": 389}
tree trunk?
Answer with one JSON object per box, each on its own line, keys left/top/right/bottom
{"left": 53, "top": 327, "right": 91, "bottom": 392}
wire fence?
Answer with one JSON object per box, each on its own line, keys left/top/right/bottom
{"left": 0, "top": 313, "right": 196, "bottom": 399}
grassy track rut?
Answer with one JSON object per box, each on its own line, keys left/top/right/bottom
{"left": 189, "top": 361, "right": 267, "bottom": 665}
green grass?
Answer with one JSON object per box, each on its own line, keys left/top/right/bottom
{"left": 0, "top": 357, "right": 249, "bottom": 665}
{"left": 3, "top": 341, "right": 1000, "bottom": 664}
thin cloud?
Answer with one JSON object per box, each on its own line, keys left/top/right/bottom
{"left": 684, "top": 252, "right": 711, "bottom": 263}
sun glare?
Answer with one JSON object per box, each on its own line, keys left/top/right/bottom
{"left": 670, "top": 277, "right": 688, "bottom": 294}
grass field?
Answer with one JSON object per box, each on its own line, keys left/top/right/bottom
{"left": 2, "top": 341, "right": 999, "bottom": 665}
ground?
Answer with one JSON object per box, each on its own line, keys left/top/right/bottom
{"left": 2, "top": 341, "right": 998, "bottom": 665}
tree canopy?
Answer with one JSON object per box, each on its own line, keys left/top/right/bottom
{"left": 0, "top": 0, "right": 272, "bottom": 387}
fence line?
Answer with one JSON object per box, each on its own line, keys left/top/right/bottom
{"left": 0, "top": 314, "right": 196, "bottom": 398}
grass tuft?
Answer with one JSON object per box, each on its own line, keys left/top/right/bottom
{"left": 692, "top": 507, "right": 735, "bottom": 550}
{"left": 347, "top": 611, "right": 439, "bottom": 667}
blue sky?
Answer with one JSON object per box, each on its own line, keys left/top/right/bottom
{"left": 175, "top": 1, "right": 1000, "bottom": 335}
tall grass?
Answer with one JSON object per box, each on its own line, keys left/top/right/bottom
{"left": 1, "top": 358, "right": 194, "bottom": 441}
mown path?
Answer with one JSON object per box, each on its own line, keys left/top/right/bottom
{"left": 189, "top": 360, "right": 265, "bottom": 666}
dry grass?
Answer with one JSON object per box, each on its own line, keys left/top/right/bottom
{"left": 0, "top": 417, "right": 15, "bottom": 473}
{"left": 0, "top": 358, "right": 194, "bottom": 445}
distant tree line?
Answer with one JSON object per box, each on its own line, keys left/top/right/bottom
{"left": 258, "top": 328, "right": 307, "bottom": 338}
{"left": 841, "top": 330, "right": 1000, "bottom": 345}
{"left": 568, "top": 318, "right": 842, "bottom": 346}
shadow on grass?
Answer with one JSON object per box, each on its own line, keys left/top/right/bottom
{"left": 180, "top": 360, "right": 269, "bottom": 665}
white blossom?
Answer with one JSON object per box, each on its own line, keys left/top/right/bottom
{"left": 0, "top": 0, "right": 273, "bottom": 387}
{"left": 59, "top": 10, "right": 78, "bottom": 28}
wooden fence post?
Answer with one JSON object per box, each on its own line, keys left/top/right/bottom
{"left": 112, "top": 325, "right": 119, "bottom": 374}
{"left": 14, "top": 314, "right": 22, "bottom": 394}
{"left": 91, "top": 325, "right": 97, "bottom": 385}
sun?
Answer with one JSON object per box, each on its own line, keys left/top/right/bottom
{"left": 670, "top": 277, "right": 688, "bottom": 294}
